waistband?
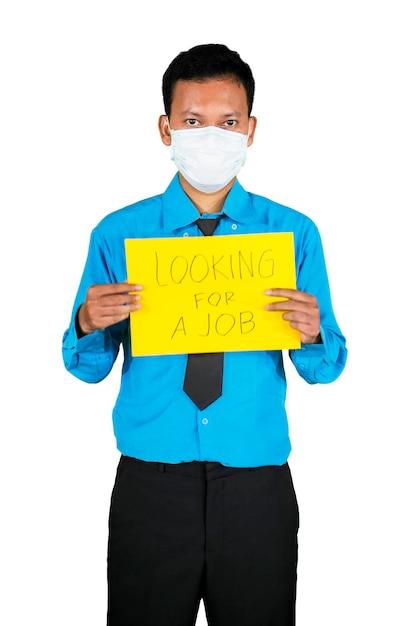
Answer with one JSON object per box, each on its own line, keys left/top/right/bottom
{"left": 121, "top": 455, "right": 286, "bottom": 479}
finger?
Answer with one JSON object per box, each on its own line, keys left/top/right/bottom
{"left": 87, "top": 283, "right": 143, "bottom": 306}
{"left": 85, "top": 301, "right": 141, "bottom": 330}
{"left": 86, "top": 295, "right": 142, "bottom": 319}
{"left": 285, "top": 320, "right": 321, "bottom": 344}
{"left": 282, "top": 310, "right": 318, "bottom": 325}
{"left": 265, "top": 288, "right": 314, "bottom": 302}
{"left": 265, "top": 300, "right": 314, "bottom": 313}
{"left": 93, "top": 303, "right": 141, "bottom": 319}
{"left": 97, "top": 292, "right": 142, "bottom": 307}
{"left": 87, "top": 282, "right": 142, "bottom": 297}
{"left": 265, "top": 300, "right": 296, "bottom": 312}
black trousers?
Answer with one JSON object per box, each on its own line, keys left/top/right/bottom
{"left": 107, "top": 456, "right": 299, "bottom": 626}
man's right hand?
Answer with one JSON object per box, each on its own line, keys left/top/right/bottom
{"left": 77, "top": 282, "right": 142, "bottom": 335}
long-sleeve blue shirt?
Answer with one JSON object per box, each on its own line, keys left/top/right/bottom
{"left": 62, "top": 174, "right": 347, "bottom": 467}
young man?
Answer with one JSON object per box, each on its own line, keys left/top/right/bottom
{"left": 63, "top": 44, "right": 347, "bottom": 626}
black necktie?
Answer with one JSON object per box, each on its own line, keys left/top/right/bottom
{"left": 183, "top": 218, "right": 224, "bottom": 410}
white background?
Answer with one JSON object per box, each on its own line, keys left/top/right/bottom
{"left": 1, "top": 1, "right": 416, "bottom": 624}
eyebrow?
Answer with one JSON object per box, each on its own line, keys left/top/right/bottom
{"left": 222, "top": 111, "right": 243, "bottom": 118}
{"left": 180, "top": 109, "right": 243, "bottom": 118}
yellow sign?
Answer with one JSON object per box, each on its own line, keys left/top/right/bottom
{"left": 125, "top": 232, "right": 300, "bottom": 356}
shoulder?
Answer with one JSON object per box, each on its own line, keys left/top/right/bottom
{"left": 247, "top": 190, "right": 319, "bottom": 233}
{"left": 92, "top": 193, "right": 164, "bottom": 239}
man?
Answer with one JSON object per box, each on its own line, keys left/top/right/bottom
{"left": 62, "top": 43, "right": 347, "bottom": 626}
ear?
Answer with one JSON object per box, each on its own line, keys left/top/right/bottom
{"left": 247, "top": 116, "right": 257, "bottom": 147}
{"left": 158, "top": 115, "right": 171, "bottom": 146}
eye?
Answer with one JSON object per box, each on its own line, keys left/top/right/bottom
{"left": 223, "top": 120, "right": 238, "bottom": 127}
{"left": 186, "top": 118, "right": 201, "bottom": 126}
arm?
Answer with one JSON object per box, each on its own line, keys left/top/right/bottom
{"left": 265, "top": 222, "right": 347, "bottom": 384}
{"left": 62, "top": 228, "right": 142, "bottom": 383}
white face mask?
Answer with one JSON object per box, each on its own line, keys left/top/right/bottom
{"left": 169, "top": 124, "right": 249, "bottom": 193}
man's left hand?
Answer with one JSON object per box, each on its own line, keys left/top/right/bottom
{"left": 265, "top": 288, "right": 321, "bottom": 344}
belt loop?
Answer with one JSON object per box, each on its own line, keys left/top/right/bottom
{"left": 158, "top": 463, "right": 166, "bottom": 473}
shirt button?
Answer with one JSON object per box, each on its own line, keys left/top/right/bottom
{"left": 231, "top": 223, "right": 238, "bottom": 230}
{"left": 202, "top": 418, "right": 209, "bottom": 425}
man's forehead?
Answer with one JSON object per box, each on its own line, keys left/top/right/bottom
{"left": 172, "top": 76, "right": 243, "bottom": 93}
{"left": 171, "top": 77, "right": 246, "bottom": 104}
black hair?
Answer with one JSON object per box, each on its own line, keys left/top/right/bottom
{"left": 162, "top": 43, "right": 255, "bottom": 117}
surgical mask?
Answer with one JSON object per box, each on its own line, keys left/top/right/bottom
{"left": 169, "top": 124, "right": 248, "bottom": 193}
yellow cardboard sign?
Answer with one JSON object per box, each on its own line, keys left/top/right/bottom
{"left": 125, "top": 232, "right": 300, "bottom": 356}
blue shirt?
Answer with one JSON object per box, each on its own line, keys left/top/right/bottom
{"left": 62, "top": 174, "right": 347, "bottom": 467}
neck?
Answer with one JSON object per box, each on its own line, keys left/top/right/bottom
{"left": 179, "top": 174, "right": 235, "bottom": 214}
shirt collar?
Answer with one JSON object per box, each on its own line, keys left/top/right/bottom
{"left": 162, "top": 173, "right": 256, "bottom": 232}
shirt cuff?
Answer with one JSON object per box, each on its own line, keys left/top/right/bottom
{"left": 63, "top": 323, "right": 107, "bottom": 353}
